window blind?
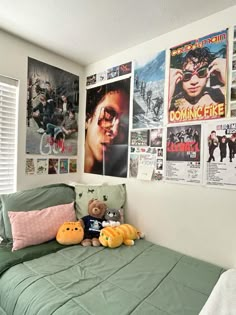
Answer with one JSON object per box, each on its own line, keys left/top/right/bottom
{"left": 0, "top": 75, "right": 18, "bottom": 194}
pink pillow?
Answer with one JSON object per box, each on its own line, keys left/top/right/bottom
{"left": 8, "top": 202, "right": 76, "bottom": 251}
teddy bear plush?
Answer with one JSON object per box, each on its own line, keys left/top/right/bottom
{"left": 80, "top": 199, "right": 107, "bottom": 246}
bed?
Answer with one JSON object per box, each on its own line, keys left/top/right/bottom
{"left": 0, "top": 238, "right": 224, "bottom": 315}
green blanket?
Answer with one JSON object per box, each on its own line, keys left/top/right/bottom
{"left": 0, "top": 240, "right": 223, "bottom": 315}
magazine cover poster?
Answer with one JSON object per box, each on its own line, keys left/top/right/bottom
{"left": 26, "top": 58, "right": 79, "bottom": 156}
{"left": 133, "top": 50, "right": 165, "bottom": 129}
{"left": 166, "top": 124, "right": 202, "bottom": 184}
{"left": 119, "top": 62, "right": 132, "bottom": 76}
{"left": 84, "top": 78, "right": 130, "bottom": 178}
{"left": 230, "top": 26, "right": 236, "bottom": 116}
{"left": 205, "top": 119, "right": 236, "bottom": 188}
{"left": 169, "top": 29, "right": 227, "bottom": 123}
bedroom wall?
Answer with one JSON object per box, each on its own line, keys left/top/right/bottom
{"left": 81, "top": 6, "right": 236, "bottom": 269}
{"left": 0, "top": 29, "right": 84, "bottom": 190}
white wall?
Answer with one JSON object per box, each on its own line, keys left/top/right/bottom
{"left": 1, "top": 6, "right": 235, "bottom": 269}
{"left": 81, "top": 6, "right": 236, "bottom": 269}
{"left": 0, "top": 29, "right": 84, "bottom": 190}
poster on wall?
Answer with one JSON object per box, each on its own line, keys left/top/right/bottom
{"left": 205, "top": 119, "right": 236, "bottom": 188}
{"left": 133, "top": 50, "right": 165, "bottom": 129}
{"left": 230, "top": 26, "right": 236, "bottom": 116}
{"left": 169, "top": 29, "right": 227, "bottom": 123}
{"left": 129, "top": 128, "right": 164, "bottom": 181}
{"left": 25, "top": 158, "right": 35, "bottom": 175}
{"left": 26, "top": 57, "right": 79, "bottom": 156}
{"left": 166, "top": 124, "right": 202, "bottom": 184}
{"left": 84, "top": 78, "right": 130, "bottom": 178}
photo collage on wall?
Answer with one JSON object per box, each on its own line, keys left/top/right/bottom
{"left": 25, "top": 158, "right": 77, "bottom": 175}
{"left": 83, "top": 26, "right": 236, "bottom": 189}
{"left": 129, "top": 129, "right": 164, "bottom": 181}
{"left": 86, "top": 61, "right": 132, "bottom": 86}
{"left": 25, "top": 57, "right": 79, "bottom": 176}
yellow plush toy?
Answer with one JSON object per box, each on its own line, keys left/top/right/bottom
{"left": 56, "top": 221, "right": 84, "bottom": 245}
{"left": 99, "top": 224, "right": 143, "bottom": 248}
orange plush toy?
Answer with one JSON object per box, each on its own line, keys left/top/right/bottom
{"left": 56, "top": 221, "right": 84, "bottom": 245}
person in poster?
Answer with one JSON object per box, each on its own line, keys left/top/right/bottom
{"left": 167, "top": 125, "right": 201, "bottom": 161}
{"left": 169, "top": 30, "right": 227, "bottom": 123}
{"left": 133, "top": 50, "right": 165, "bottom": 129}
{"left": 26, "top": 57, "right": 79, "bottom": 156}
{"left": 84, "top": 78, "right": 130, "bottom": 177}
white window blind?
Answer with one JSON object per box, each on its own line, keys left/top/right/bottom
{"left": 0, "top": 75, "right": 18, "bottom": 194}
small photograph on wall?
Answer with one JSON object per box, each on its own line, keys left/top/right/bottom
{"left": 129, "top": 154, "right": 139, "bottom": 178}
{"left": 69, "top": 158, "right": 77, "bottom": 173}
{"left": 59, "top": 158, "right": 68, "bottom": 174}
{"left": 107, "top": 66, "right": 119, "bottom": 80}
{"left": 84, "top": 78, "right": 131, "bottom": 178}
{"left": 166, "top": 124, "right": 202, "bottom": 184}
{"left": 86, "top": 74, "right": 96, "bottom": 86}
{"left": 133, "top": 50, "right": 165, "bottom": 129}
{"left": 26, "top": 57, "right": 79, "bottom": 156}
{"left": 150, "top": 128, "right": 163, "bottom": 147}
{"left": 25, "top": 158, "right": 35, "bottom": 175}
{"left": 169, "top": 29, "right": 227, "bottom": 123}
{"left": 119, "top": 62, "right": 132, "bottom": 76}
{"left": 204, "top": 119, "right": 236, "bottom": 189}
{"left": 36, "top": 158, "right": 48, "bottom": 175}
{"left": 130, "top": 129, "right": 149, "bottom": 146}
{"left": 97, "top": 71, "right": 106, "bottom": 82}
{"left": 48, "top": 158, "right": 59, "bottom": 174}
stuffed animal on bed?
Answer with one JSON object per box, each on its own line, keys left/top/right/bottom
{"left": 99, "top": 224, "right": 144, "bottom": 248}
{"left": 102, "top": 208, "right": 121, "bottom": 227}
{"left": 56, "top": 221, "right": 84, "bottom": 245}
{"left": 80, "top": 199, "right": 107, "bottom": 247}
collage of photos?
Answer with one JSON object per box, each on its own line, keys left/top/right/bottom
{"left": 86, "top": 61, "right": 132, "bottom": 86}
{"left": 129, "top": 128, "right": 164, "bottom": 181}
{"left": 25, "top": 158, "right": 77, "bottom": 175}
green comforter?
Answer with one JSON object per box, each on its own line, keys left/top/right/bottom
{"left": 0, "top": 240, "right": 223, "bottom": 315}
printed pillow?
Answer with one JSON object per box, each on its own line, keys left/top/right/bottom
{"left": 75, "top": 183, "right": 126, "bottom": 220}
{"left": 1, "top": 183, "right": 75, "bottom": 240}
{"left": 8, "top": 202, "right": 76, "bottom": 251}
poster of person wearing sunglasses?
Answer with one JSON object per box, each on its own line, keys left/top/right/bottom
{"left": 168, "top": 29, "right": 227, "bottom": 123}
{"left": 84, "top": 78, "right": 130, "bottom": 177}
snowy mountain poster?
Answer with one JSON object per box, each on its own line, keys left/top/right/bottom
{"left": 133, "top": 50, "right": 165, "bottom": 129}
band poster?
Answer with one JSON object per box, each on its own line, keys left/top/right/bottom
{"left": 26, "top": 57, "right": 79, "bottom": 156}
{"left": 169, "top": 29, "right": 228, "bottom": 123}
{"left": 166, "top": 124, "right": 202, "bottom": 184}
{"left": 129, "top": 129, "right": 164, "bottom": 181}
{"left": 205, "top": 119, "right": 236, "bottom": 188}
{"left": 230, "top": 26, "right": 236, "bottom": 116}
{"left": 133, "top": 50, "right": 165, "bottom": 129}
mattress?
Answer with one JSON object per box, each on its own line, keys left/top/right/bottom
{"left": 0, "top": 239, "right": 223, "bottom": 315}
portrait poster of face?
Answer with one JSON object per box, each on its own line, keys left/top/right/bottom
{"left": 84, "top": 78, "right": 130, "bottom": 178}
{"left": 26, "top": 57, "right": 79, "bottom": 156}
{"left": 166, "top": 124, "right": 202, "bottom": 184}
{"left": 133, "top": 50, "right": 165, "bottom": 129}
{"left": 169, "top": 29, "right": 228, "bottom": 123}
{"left": 204, "top": 119, "right": 236, "bottom": 189}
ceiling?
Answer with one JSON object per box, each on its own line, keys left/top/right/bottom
{"left": 0, "top": 0, "right": 236, "bottom": 66}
